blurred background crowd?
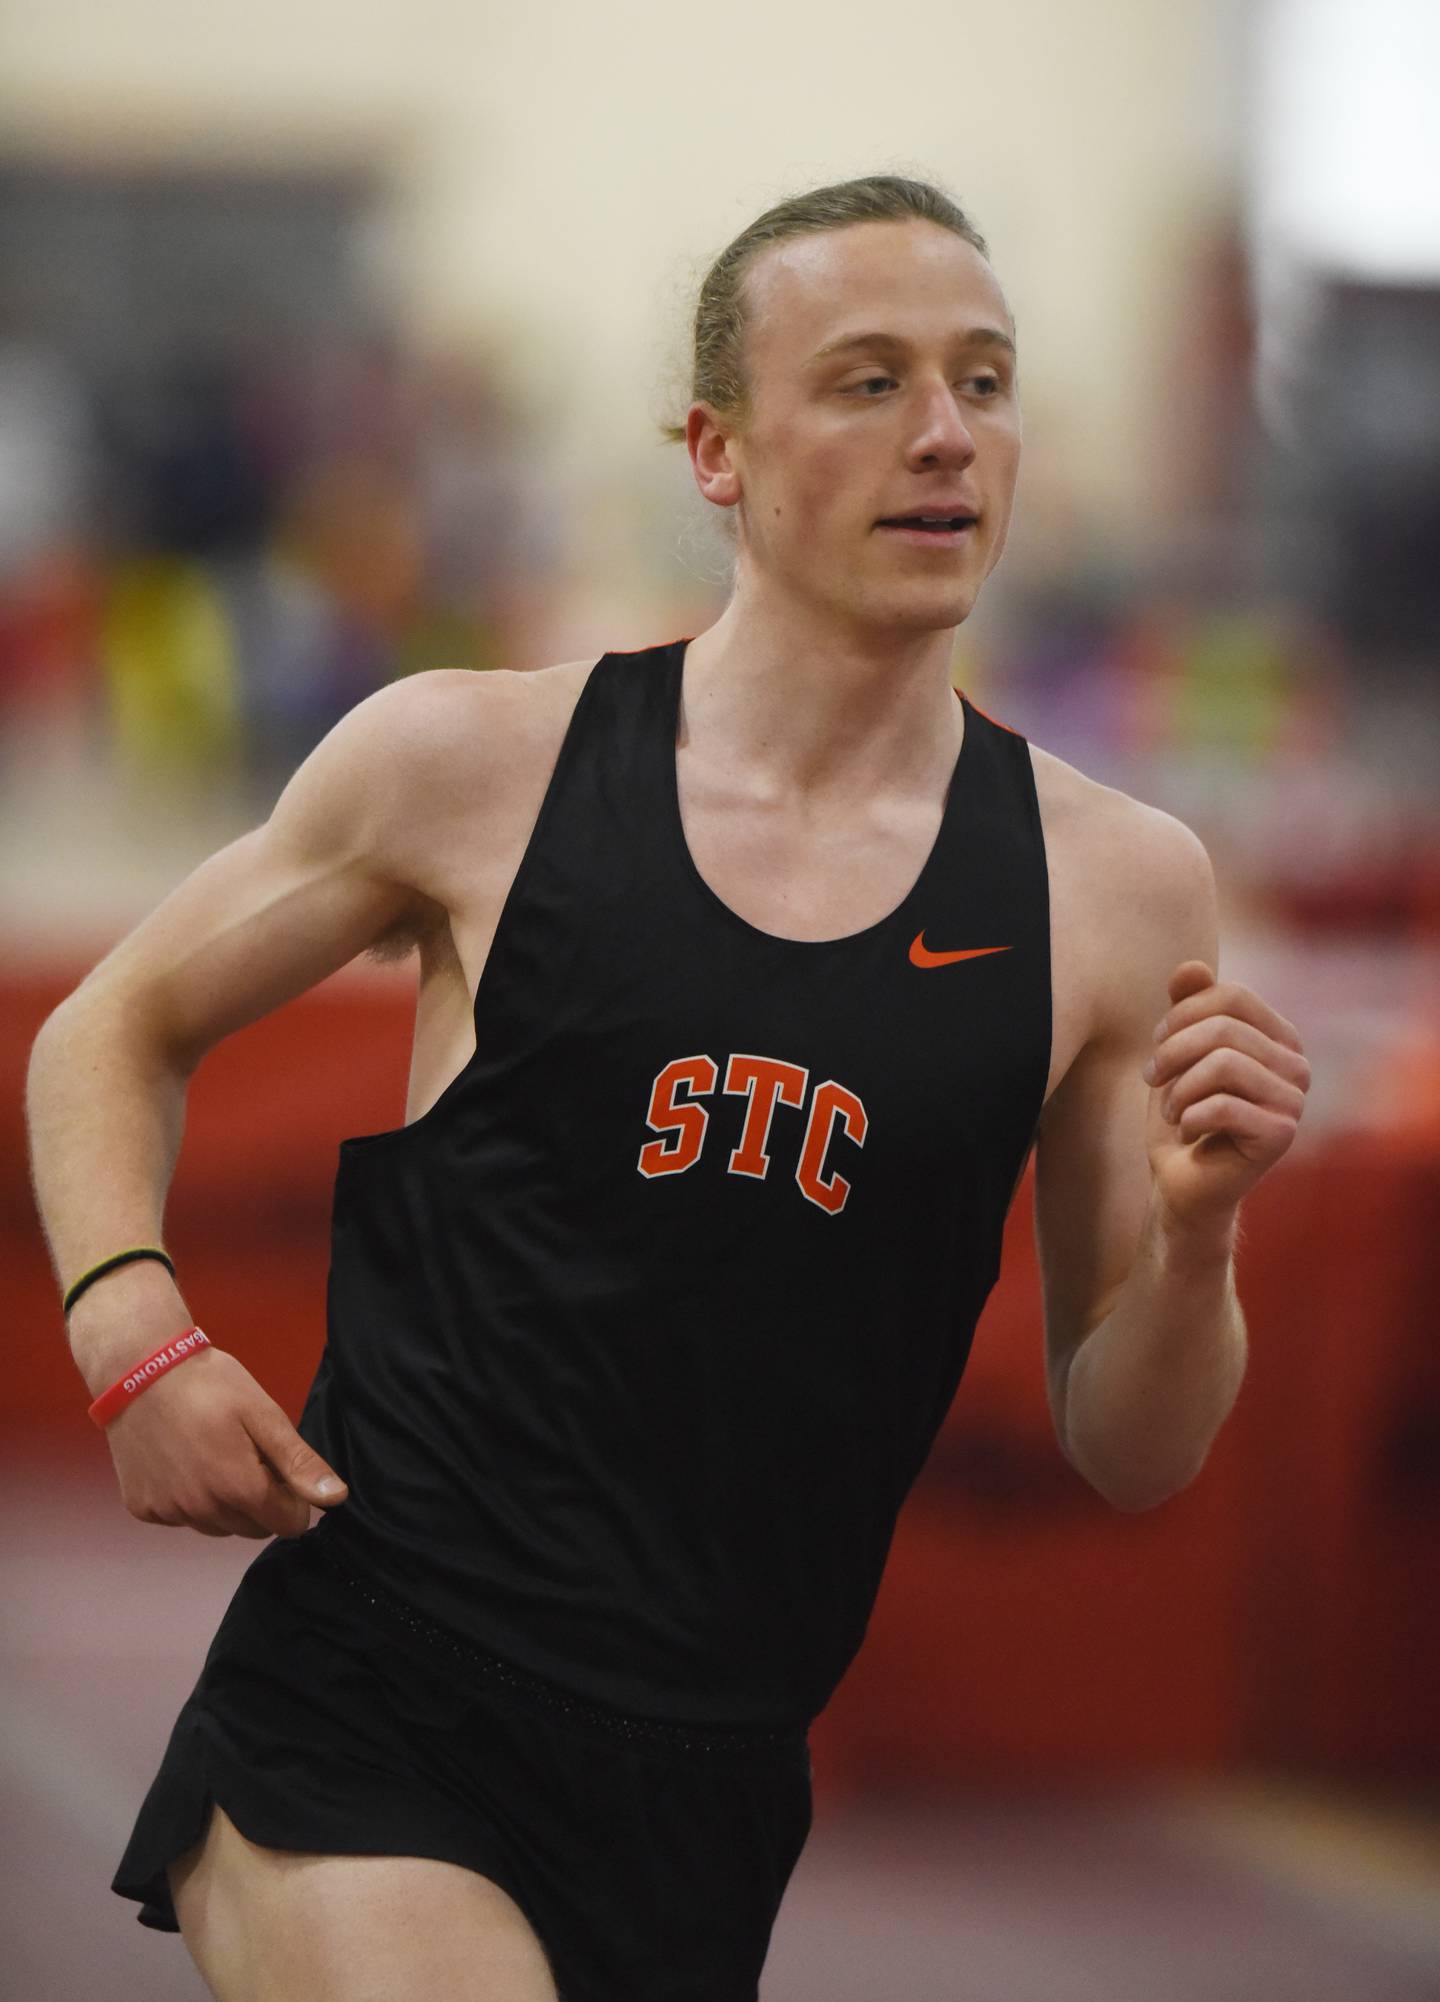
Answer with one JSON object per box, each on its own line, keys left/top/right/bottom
{"left": 0, "top": 267, "right": 563, "bottom": 799}
{"left": 3, "top": 0, "right": 1438, "bottom": 1996}
{"left": 1, "top": 4, "right": 1436, "bottom": 1138}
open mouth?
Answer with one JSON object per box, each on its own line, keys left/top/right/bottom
{"left": 875, "top": 514, "right": 978, "bottom": 545}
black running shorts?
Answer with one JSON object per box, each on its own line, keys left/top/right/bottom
{"left": 112, "top": 1529, "right": 814, "bottom": 2001}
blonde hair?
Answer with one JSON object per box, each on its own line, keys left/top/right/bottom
{"left": 659, "top": 173, "right": 990, "bottom": 447}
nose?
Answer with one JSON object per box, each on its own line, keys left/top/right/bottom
{"left": 907, "top": 380, "right": 977, "bottom": 472}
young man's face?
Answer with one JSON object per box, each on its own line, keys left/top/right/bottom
{"left": 692, "top": 218, "right": 1021, "bottom": 634}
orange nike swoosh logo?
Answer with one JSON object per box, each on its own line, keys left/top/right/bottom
{"left": 909, "top": 932, "right": 1012, "bottom": 969}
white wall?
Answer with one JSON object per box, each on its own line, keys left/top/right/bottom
{"left": 1, "top": 0, "right": 1243, "bottom": 595}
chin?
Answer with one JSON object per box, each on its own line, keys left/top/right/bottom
{"left": 812, "top": 566, "right": 978, "bottom": 635}
{"left": 873, "top": 584, "right": 978, "bottom": 633}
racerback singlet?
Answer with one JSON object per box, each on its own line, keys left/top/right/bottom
{"left": 300, "top": 637, "right": 1052, "bottom": 1730}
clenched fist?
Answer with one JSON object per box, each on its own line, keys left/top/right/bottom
{"left": 1143, "top": 960, "right": 1311, "bottom": 1231}
{"left": 102, "top": 1341, "right": 348, "bottom": 1541}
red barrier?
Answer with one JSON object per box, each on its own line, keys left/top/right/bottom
{"left": 6, "top": 967, "right": 1437, "bottom": 1782}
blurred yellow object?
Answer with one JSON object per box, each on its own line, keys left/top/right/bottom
{"left": 1178, "top": 609, "right": 1289, "bottom": 757}
{"left": 102, "top": 557, "right": 243, "bottom": 774}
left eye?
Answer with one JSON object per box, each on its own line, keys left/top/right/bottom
{"left": 850, "top": 374, "right": 1003, "bottom": 398}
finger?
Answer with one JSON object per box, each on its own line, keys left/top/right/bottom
{"left": 187, "top": 1510, "right": 269, "bottom": 1540}
{"left": 244, "top": 1402, "right": 348, "bottom": 1507}
{"left": 1172, "top": 1091, "right": 1300, "bottom": 1160}
{"left": 199, "top": 1497, "right": 283, "bottom": 1540}
{"left": 265, "top": 1496, "right": 316, "bottom": 1540}
{"left": 1147, "top": 1018, "right": 1312, "bottom": 1095}
{"left": 222, "top": 1514, "right": 274, "bottom": 1541}
{"left": 1157, "top": 978, "right": 1303, "bottom": 1056}
{"left": 1159, "top": 1048, "right": 1307, "bottom": 1125}
{"left": 1167, "top": 960, "right": 1215, "bottom": 1002}
{"left": 242, "top": 1471, "right": 313, "bottom": 1540}
{"left": 159, "top": 1489, "right": 274, "bottom": 1539}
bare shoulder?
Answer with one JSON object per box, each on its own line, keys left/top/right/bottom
{"left": 1029, "top": 738, "right": 1212, "bottom": 891}
{"left": 349, "top": 657, "right": 600, "bottom": 956}
{"left": 327, "top": 657, "right": 597, "bottom": 842}
{"left": 1027, "top": 736, "right": 1218, "bottom": 1066}
{"left": 337, "top": 657, "right": 597, "bottom": 796}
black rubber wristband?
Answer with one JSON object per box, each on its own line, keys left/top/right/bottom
{"left": 63, "top": 1247, "right": 176, "bottom": 1317}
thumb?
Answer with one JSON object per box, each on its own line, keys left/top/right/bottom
{"left": 1168, "top": 959, "right": 1214, "bottom": 1002}
{"left": 246, "top": 1402, "right": 348, "bottom": 1506}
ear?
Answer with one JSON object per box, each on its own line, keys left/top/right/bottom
{"left": 686, "top": 402, "right": 742, "bottom": 511}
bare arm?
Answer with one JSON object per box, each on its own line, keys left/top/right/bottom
{"left": 26, "top": 668, "right": 483, "bottom": 1537}
{"left": 1033, "top": 805, "right": 1258, "bottom": 1510}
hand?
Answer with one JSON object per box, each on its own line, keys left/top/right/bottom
{"left": 1142, "top": 960, "right": 1310, "bottom": 1232}
{"left": 103, "top": 1342, "right": 349, "bottom": 1541}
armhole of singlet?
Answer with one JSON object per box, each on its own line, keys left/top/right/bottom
{"left": 337, "top": 652, "right": 615, "bottom": 1156}
{"left": 1014, "top": 727, "right": 1054, "bottom": 1154}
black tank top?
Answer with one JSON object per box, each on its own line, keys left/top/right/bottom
{"left": 301, "top": 637, "right": 1052, "bottom": 1729}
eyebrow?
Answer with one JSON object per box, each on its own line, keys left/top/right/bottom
{"left": 805, "top": 327, "right": 1017, "bottom": 368}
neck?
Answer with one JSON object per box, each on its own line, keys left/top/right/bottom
{"left": 682, "top": 582, "right": 963, "bottom": 798}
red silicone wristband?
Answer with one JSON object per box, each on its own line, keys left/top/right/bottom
{"left": 87, "top": 1326, "right": 212, "bottom": 1428}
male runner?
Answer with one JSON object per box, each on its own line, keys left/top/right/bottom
{"left": 27, "top": 174, "right": 1310, "bottom": 2001}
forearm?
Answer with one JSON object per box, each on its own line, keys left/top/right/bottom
{"left": 26, "top": 993, "right": 195, "bottom": 1389}
{"left": 1062, "top": 1193, "right": 1246, "bottom": 1511}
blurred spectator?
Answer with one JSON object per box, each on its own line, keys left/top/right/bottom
{"left": 405, "top": 348, "right": 568, "bottom": 677}
{"left": 0, "top": 339, "right": 96, "bottom": 582}
{"left": 0, "top": 302, "right": 569, "bottom": 799}
{"left": 0, "top": 303, "right": 101, "bottom": 744}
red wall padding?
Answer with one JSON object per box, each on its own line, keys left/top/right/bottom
{"left": 7, "top": 965, "right": 1438, "bottom": 1785}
